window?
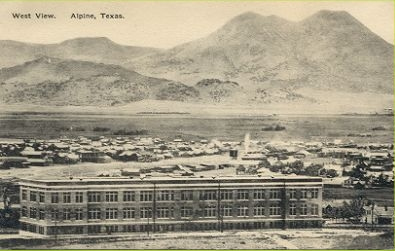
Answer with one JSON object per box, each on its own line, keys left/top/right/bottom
{"left": 254, "top": 206, "right": 265, "bottom": 216}
{"left": 301, "top": 190, "right": 308, "bottom": 199}
{"left": 301, "top": 204, "right": 308, "bottom": 215}
{"left": 51, "top": 193, "right": 59, "bottom": 203}
{"left": 75, "top": 192, "right": 83, "bottom": 203}
{"left": 30, "top": 191, "right": 37, "bottom": 202}
{"left": 237, "top": 190, "right": 249, "bottom": 200}
{"left": 200, "top": 190, "right": 217, "bottom": 200}
{"left": 181, "top": 191, "right": 193, "bottom": 201}
{"left": 63, "top": 192, "right": 71, "bottom": 203}
{"left": 50, "top": 209, "right": 59, "bottom": 221}
{"left": 123, "top": 191, "right": 135, "bottom": 202}
{"left": 105, "top": 192, "right": 118, "bottom": 202}
{"left": 38, "top": 226, "right": 45, "bottom": 235}
{"left": 311, "top": 204, "right": 319, "bottom": 216}
{"left": 311, "top": 189, "right": 319, "bottom": 199}
{"left": 88, "top": 225, "right": 101, "bottom": 234}
{"left": 140, "top": 207, "right": 152, "bottom": 218}
{"left": 221, "top": 190, "right": 233, "bottom": 200}
{"left": 157, "top": 190, "right": 174, "bottom": 201}
{"left": 140, "top": 191, "right": 153, "bottom": 201}
{"left": 88, "top": 208, "right": 101, "bottom": 220}
{"left": 21, "top": 206, "right": 28, "bottom": 217}
{"left": 157, "top": 207, "right": 172, "bottom": 218}
{"left": 269, "top": 189, "right": 280, "bottom": 199}
{"left": 123, "top": 208, "right": 135, "bottom": 219}
{"left": 180, "top": 207, "right": 193, "bottom": 218}
{"left": 289, "top": 203, "right": 297, "bottom": 216}
{"left": 39, "top": 192, "right": 45, "bottom": 203}
{"left": 63, "top": 208, "right": 71, "bottom": 220}
{"left": 204, "top": 206, "right": 217, "bottom": 217}
{"left": 254, "top": 189, "right": 265, "bottom": 200}
{"left": 39, "top": 209, "right": 45, "bottom": 220}
{"left": 22, "top": 190, "right": 27, "bottom": 201}
{"left": 29, "top": 207, "right": 37, "bottom": 219}
{"left": 289, "top": 189, "right": 296, "bottom": 199}
{"left": 88, "top": 192, "right": 101, "bottom": 202}
{"left": 75, "top": 208, "right": 83, "bottom": 220}
{"left": 269, "top": 204, "right": 281, "bottom": 216}
{"left": 237, "top": 206, "right": 249, "bottom": 216}
{"left": 105, "top": 208, "right": 118, "bottom": 219}
{"left": 223, "top": 206, "right": 233, "bottom": 217}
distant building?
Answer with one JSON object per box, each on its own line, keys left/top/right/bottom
{"left": 78, "top": 151, "right": 109, "bottom": 163}
{"left": 19, "top": 175, "right": 323, "bottom": 236}
{"left": 363, "top": 205, "right": 394, "bottom": 225}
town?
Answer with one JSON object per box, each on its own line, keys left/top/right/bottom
{"left": 0, "top": 133, "right": 393, "bottom": 242}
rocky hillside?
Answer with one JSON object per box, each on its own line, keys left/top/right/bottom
{"left": 0, "top": 37, "right": 161, "bottom": 69}
{"left": 0, "top": 57, "right": 198, "bottom": 106}
{"left": 0, "top": 10, "right": 392, "bottom": 110}
{"left": 126, "top": 10, "right": 393, "bottom": 98}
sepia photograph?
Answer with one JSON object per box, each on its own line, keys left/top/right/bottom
{"left": 0, "top": 0, "right": 393, "bottom": 249}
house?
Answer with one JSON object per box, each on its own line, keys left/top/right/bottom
{"left": 343, "top": 177, "right": 366, "bottom": 188}
{"left": 78, "top": 150, "right": 110, "bottom": 163}
{"left": 363, "top": 206, "right": 394, "bottom": 225}
{"left": 0, "top": 157, "right": 30, "bottom": 169}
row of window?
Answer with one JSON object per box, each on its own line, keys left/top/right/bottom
{"left": 22, "top": 219, "right": 322, "bottom": 235}
{"left": 22, "top": 189, "right": 319, "bottom": 203}
{"left": 21, "top": 204, "right": 319, "bottom": 221}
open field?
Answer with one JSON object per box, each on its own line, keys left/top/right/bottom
{"left": 2, "top": 229, "right": 392, "bottom": 249}
{"left": 324, "top": 187, "right": 394, "bottom": 205}
{"left": 0, "top": 113, "right": 393, "bottom": 143}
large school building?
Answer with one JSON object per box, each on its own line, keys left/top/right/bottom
{"left": 19, "top": 175, "right": 323, "bottom": 236}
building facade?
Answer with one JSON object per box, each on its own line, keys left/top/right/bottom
{"left": 19, "top": 176, "right": 323, "bottom": 236}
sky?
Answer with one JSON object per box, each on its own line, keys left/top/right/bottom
{"left": 0, "top": 1, "right": 393, "bottom": 48}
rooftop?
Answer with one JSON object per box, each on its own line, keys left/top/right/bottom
{"left": 19, "top": 175, "right": 323, "bottom": 187}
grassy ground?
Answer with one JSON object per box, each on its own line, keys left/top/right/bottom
{"left": 5, "top": 229, "right": 393, "bottom": 250}
{"left": 0, "top": 113, "right": 393, "bottom": 143}
{"left": 323, "top": 187, "right": 394, "bottom": 206}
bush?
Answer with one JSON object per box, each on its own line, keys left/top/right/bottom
{"left": 93, "top": 127, "right": 110, "bottom": 132}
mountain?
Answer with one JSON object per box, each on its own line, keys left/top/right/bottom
{"left": 0, "top": 57, "right": 198, "bottom": 106}
{"left": 126, "top": 10, "right": 393, "bottom": 100}
{"left": 0, "top": 37, "right": 162, "bottom": 69}
{"left": 0, "top": 10, "right": 392, "bottom": 112}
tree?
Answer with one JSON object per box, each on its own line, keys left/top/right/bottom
{"left": 342, "top": 197, "right": 365, "bottom": 221}
{"left": 288, "top": 160, "right": 304, "bottom": 175}
{"left": 326, "top": 169, "right": 338, "bottom": 178}
{"left": 305, "top": 164, "right": 323, "bottom": 176}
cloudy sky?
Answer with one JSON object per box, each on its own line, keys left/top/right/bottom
{"left": 0, "top": 1, "right": 393, "bottom": 48}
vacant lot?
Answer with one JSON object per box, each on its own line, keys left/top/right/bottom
{"left": 324, "top": 187, "right": 394, "bottom": 206}
{"left": 0, "top": 113, "right": 393, "bottom": 143}
{"left": 4, "top": 229, "right": 393, "bottom": 250}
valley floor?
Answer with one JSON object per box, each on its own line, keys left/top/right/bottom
{"left": 2, "top": 229, "right": 393, "bottom": 249}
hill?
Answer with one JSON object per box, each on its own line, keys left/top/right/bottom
{"left": 0, "top": 37, "right": 161, "bottom": 69}
{"left": 0, "top": 57, "right": 198, "bottom": 106}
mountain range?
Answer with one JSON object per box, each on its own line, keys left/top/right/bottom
{"left": 0, "top": 10, "right": 393, "bottom": 112}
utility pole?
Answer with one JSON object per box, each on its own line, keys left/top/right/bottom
{"left": 213, "top": 176, "right": 223, "bottom": 233}
{"left": 152, "top": 182, "right": 156, "bottom": 234}
{"left": 147, "top": 209, "right": 150, "bottom": 237}
{"left": 371, "top": 202, "right": 375, "bottom": 230}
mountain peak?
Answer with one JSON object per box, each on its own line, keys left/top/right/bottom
{"left": 229, "top": 11, "right": 289, "bottom": 25}
{"left": 232, "top": 11, "right": 263, "bottom": 21}
{"left": 302, "top": 10, "right": 363, "bottom": 27}
{"left": 60, "top": 37, "right": 116, "bottom": 46}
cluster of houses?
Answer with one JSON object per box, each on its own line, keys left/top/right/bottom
{"left": 0, "top": 136, "right": 393, "bottom": 187}
{"left": 0, "top": 137, "right": 230, "bottom": 169}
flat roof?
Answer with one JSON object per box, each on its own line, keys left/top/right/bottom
{"left": 19, "top": 175, "right": 322, "bottom": 187}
